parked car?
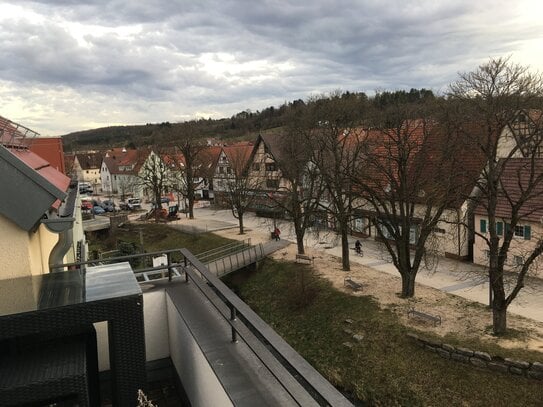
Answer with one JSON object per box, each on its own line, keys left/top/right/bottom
{"left": 81, "top": 199, "right": 93, "bottom": 211}
{"left": 127, "top": 198, "right": 142, "bottom": 210}
{"left": 78, "top": 182, "right": 93, "bottom": 195}
{"left": 100, "top": 200, "right": 115, "bottom": 212}
{"left": 93, "top": 205, "right": 105, "bottom": 215}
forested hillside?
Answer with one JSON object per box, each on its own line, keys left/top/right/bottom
{"left": 62, "top": 89, "right": 435, "bottom": 152}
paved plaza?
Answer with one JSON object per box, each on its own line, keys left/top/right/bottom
{"left": 178, "top": 207, "right": 543, "bottom": 324}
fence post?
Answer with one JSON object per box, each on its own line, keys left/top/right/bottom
{"left": 230, "top": 304, "right": 238, "bottom": 343}
{"left": 184, "top": 257, "right": 189, "bottom": 283}
{"left": 167, "top": 253, "right": 172, "bottom": 282}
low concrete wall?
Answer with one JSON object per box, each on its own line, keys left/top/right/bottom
{"left": 408, "top": 333, "right": 543, "bottom": 380}
{"left": 166, "top": 294, "right": 233, "bottom": 407}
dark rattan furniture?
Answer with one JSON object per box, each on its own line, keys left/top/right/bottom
{"left": 0, "top": 262, "right": 146, "bottom": 406}
{"left": 0, "top": 337, "right": 90, "bottom": 406}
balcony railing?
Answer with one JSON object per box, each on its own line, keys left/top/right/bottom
{"left": 56, "top": 248, "right": 353, "bottom": 406}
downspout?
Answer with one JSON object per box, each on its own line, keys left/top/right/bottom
{"left": 42, "top": 217, "right": 76, "bottom": 272}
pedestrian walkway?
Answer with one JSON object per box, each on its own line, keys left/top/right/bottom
{"left": 188, "top": 207, "right": 543, "bottom": 324}
{"left": 204, "top": 239, "right": 289, "bottom": 277}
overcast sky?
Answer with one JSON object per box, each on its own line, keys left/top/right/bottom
{"left": 1, "top": 1, "right": 542, "bottom": 136}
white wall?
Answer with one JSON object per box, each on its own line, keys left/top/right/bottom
{"left": 95, "top": 289, "right": 171, "bottom": 372}
{"left": 166, "top": 295, "right": 233, "bottom": 407}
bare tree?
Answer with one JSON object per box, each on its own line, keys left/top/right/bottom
{"left": 448, "top": 57, "right": 543, "bottom": 334}
{"left": 167, "top": 122, "right": 207, "bottom": 219}
{"left": 307, "top": 92, "right": 367, "bottom": 271}
{"left": 136, "top": 150, "right": 171, "bottom": 219}
{"left": 356, "top": 101, "right": 470, "bottom": 297}
{"left": 220, "top": 146, "right": 260, "bottom": 234}
{"left": 271, "top": 111, "right": 325, "bottom": 254}
{"left": 117, "top": 175, "right": 138, "bottom": 201}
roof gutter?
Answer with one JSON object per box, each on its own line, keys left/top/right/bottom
{"left": 42, "top": 184, "right": 79, "bottom": 272}
{"left": 43, "top": 216, "right": 75, "bottom": 272}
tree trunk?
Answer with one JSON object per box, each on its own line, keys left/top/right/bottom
{"left": 400, "top": 272, "right": 416, "bottom": 298}
{"left": 294, "top": 221, "right": 305, "bottom": 254}
{"left": 341, "top": 226, "right": 350, "bottom": 271}
{"left": 492, "top": 303, "right": 507, "bottom": 335}
{"left": 188, "top": 192, "right": 194, "bottom": 219}
{"left": 238, "top": 212, "right": 244, "bottom": 234}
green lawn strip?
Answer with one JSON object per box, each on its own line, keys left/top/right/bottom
{"left": 88, "top": 222, "right": 235, "bottom": 258}
{"left": 229, "top": 259, "right": 543, "bottom": 406}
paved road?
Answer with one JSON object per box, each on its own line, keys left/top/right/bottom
{"left": 185, "top": 207, "right": 543, "bottom": 324}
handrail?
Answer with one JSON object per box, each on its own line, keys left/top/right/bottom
{"left": 54, "top": 247, "right": 353, "bottom": 406}
{"left": 180, "top": 249, "right": 353, "bottom": 407}
{"left": 195, "top": 239, "right": 251, "bottom": 264}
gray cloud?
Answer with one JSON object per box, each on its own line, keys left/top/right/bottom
{"left": 1, "top": 0, "right": 542, "bottom": 134}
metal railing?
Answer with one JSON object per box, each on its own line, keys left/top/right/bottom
{"left": 55, "top": 247, "right": 353, "bottom": 406}
{"left": 205, "top": 243, "right": 264, "bottom": 276}
{"left": 195, "top": 238, "right": 251, "bottom": 264}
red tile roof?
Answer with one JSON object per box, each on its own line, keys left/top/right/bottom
{"left": 0, "top": 116, "right": 69, "bottom": 210}
{"left": 474, "top": 158, "right": 543, "bottom": 223}
{"left": 222, "top": 143, "right": 253, "bottom": 172}
{"left": 27, "top": 137, "right": 66, "bottom": 174}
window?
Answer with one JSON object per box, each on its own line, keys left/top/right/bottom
{"left": 514, "top": 255, "right": 524, "bottom": 267}
{"left": 433, "top": 227, "right": 446, "bottom": 234}
{"left": 496, "top": 221, "right": 503, "bottom": 236}
{"left": 252, "top": 163, "right": 260, "bottom": 171}
{"left": 352, "top": 217, "right": 366, "bottom": 233}
{"left": 266, "top": 179, "right": 279, "bottom": 189}
{"left": 480, "top": 219, "right": 487, "bottom": 233}
{"left": 265, "top": 163, "right": 277, "bottom": 172}
{"left": 485, "top": 250, "right": 491, "bottom": 260}
{"left": 409, "top": 226, "right": 417, "bottom": 244}
{"left": 514, "top": 225, "right": 531, "bottom": 240}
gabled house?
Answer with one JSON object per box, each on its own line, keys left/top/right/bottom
{"left": 196, "top": 145, "right": 223, "bottom": 200}
{"left": 0, "top": 116, "right": 85, "bottom": 279}
{"left": 71, "top": 152, "right": 103, "bottom": 191}
{"left": 348, "top": 122, "right": 486, "bottom": 260}
{"left": 246, "top": 133, "right": 289, "bottom": 192}
{"left": 100, "top": 147, "right": 149, "bottom": 199}
{"left": 473, "top": 158, "right": 543, "bottom": 273}
{"left": 213, "top": 142, "right": 253, "bottom": 205}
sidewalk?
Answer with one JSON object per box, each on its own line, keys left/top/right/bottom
{"left": 187, "top": 207, "right": 543, "bottom": 324}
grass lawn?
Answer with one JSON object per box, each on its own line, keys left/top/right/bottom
{"left": 225, "top": 259, "right": 543, "bottom": 407}
{"left": 87, "top": 222, "right": 236, "bottom": 258}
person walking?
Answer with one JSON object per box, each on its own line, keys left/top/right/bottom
{"left": 274, "top": 227, "right": 281, "bottom": 241}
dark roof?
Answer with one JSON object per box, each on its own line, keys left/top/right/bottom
{"left": 75, "top": 152, "right": 102, "bottom": 170}
{"left": 0, "top": 145, "right": 69, "bottom": 230}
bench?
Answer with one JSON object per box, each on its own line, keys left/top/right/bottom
{"left": 407, "top": 308, "right": 442, "bottom": 326}
{"left": 344, "top": 277, "right": 363, "bottom": 292}
{"left": 296, "top": 254, "right": 314, "bottom": 264}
